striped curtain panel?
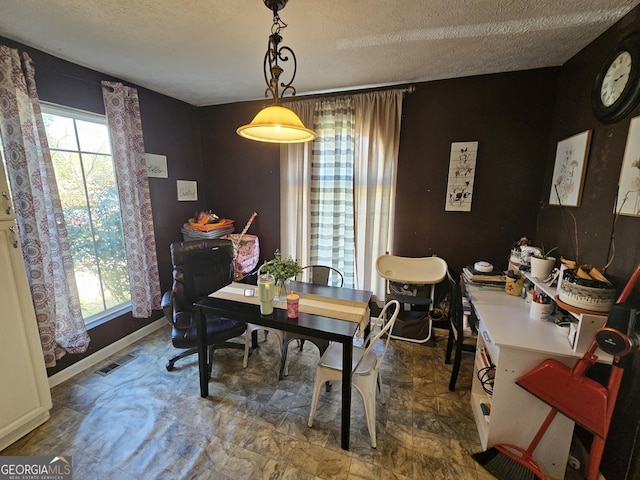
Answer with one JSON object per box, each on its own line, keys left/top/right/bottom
{"left": 310, "top": 97, "right": 356, "bottom": 286}
{"left": 282, "top": 89, "right": 406, "bottom": 297}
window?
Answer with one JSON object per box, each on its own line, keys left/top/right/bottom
{"left": 41, "top": 104, "right": 130, "bottom": 324}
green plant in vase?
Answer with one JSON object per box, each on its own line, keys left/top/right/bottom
{"left": 530, "top": 245, "right": 558, "bottom": 279}
{"left": 260, "top": 250, "right": 303, "bottom": 298}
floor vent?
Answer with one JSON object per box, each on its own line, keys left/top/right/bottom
{"left": 96, "top": 353, "right": 136, "bottom": 376}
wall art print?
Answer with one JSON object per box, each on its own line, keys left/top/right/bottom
{"left": 445, "top": 141, "right": 478, "bottom": 212}
{"left": 617, "top": 115, "right": 640, "bottom": 216}
{"left": 549, "top": 130, "right": 591, "bottom": 207}
{"left": 177, "top": 180, "right": 198, "bottom": 201}
{"left": 145, "top": 153, "right": 168, "bottom": 178}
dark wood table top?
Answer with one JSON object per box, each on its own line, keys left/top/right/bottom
{"left": 195, "top": 281, "right": 372, "bottom": 342}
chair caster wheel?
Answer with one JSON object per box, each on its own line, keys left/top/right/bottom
{"left": 166, "top": 362, "right": 174, "bottom": 371}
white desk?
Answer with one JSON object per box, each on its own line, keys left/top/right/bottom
{"left": 467, "top": 284, "right": 610, "bottom": 480}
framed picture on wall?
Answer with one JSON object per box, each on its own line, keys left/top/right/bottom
{"left": 549, "top": 130, "right": 592, "bottom": 207}
{"left": 617, "top": 115, "right": 640, "bottom": 216}
{"left": 145, "top": 153, "right": 168, "bottom": 178}
{"left": 445, "top": 141, "right": 478, "bottom": 212}
{"left": 177, "top": 180, "right": 197, "bottom": 201}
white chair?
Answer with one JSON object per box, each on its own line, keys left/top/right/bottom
{"left": 243, "top": 324, "right": 285, "bottom": 371}
{"left": 307, "top": 299, "right": 400, "bottom": 448}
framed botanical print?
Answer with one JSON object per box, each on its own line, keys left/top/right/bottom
{"left": 549, "top": 130, "right": 592, "bottom": 207}
{"left": 617, "top": 115, "right": 640, "bottom": 216}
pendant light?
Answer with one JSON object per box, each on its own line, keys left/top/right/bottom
{"left": 237, "top": 0, "right": 315, "bottom": 143}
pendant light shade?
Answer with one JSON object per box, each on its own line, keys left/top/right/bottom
{"left": 237, "top": 105, "right": 315, "bottom": 143}
{"left": 237, "top": 0, "right": 315, "bottom": 144}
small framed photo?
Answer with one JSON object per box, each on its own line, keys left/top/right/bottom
{"left": 177, "top": 180, "right": 197, "bottom": 201}
{"left": 145, "top": 153, "right": 168, "bottom": 178}
{"left": 549, "top": 130, "right": 592, "bottom": 207}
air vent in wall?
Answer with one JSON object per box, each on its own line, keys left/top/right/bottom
{"left": 96, "top": 353, "right": 135, "bottom": 376}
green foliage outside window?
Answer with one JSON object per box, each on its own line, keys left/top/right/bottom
{"left": 44, "top": 109, "right": 130, "bottom": 320}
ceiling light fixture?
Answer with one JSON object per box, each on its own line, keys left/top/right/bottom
{"left": 237, "top": 0, "right": 315, "bottom": 144}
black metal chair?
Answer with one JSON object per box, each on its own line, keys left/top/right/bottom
{"left": 161, "top": 239, "right": 247, "bottom": 372}
{"left": 300, "top": 265, "right": 344, "bottom": 287}
{"left": 444, "top": 269, "right": 477, "bottom": 391}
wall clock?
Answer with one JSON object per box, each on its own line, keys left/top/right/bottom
{"left": 592, "top": 32, "right": 640, "bottom": 124}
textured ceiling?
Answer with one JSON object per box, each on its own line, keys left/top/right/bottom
{"left": 1, "top": 0, "right": 639, "bottom": 106}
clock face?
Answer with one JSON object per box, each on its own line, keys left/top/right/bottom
{"left": 592, "top": 33, "right": 640, "bottom": 124}
{"left": 600, "top": 50, "right": 632, "bottom": 107}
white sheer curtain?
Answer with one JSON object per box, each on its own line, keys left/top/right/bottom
{"left": 281, "top": 89, "right": 406, "bottom": 298}
{"left": 102, "top": 81, "right": 161, "bottom": 317}
{"left": 281, "top": 100, "right": 315, "bottom": 269}
{"left": 353, "top": 90, "right": 404, "bottom": 299}
{"left": 0, "top": 45, "right": 89, "bottom": 367}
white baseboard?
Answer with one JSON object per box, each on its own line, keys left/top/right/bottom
{"left": 48, "top": 318, "right": 166, "bottom": 388}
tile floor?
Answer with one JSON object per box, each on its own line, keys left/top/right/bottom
{"left": 2, "top": 325, "right": 580, "bottom": 479}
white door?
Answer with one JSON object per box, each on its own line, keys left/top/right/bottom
{"left": 0, "top": 219, "right": 52, "bottom": 450}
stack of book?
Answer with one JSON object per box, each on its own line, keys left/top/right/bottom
{"left": 462, "top": 265, "right": 507, "bottom": 287}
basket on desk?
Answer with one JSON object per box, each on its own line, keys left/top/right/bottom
{"left": 505, "top": 275, "right": 525, "bottom": 296}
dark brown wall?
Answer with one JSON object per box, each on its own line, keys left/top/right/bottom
{"left": 535, "top": 8, "right": 640, "bottom": 479}
{"left": 198, "top": 101, "right": 282, "bottom": 265}
{"left": 395, "top": 69, "right": 559, "bottom": 276}
{"left": 0, "top": 36, "right": 204, "bottom": 375}
{"left": 199, "top": 69, "right": 559, "bottom": 278}
{"left": 537, "top": 9, "right": 640, "bottom": 289}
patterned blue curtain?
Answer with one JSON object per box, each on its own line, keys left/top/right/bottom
{"left": 309, "top": 97, "right": 356, "bottom": 286}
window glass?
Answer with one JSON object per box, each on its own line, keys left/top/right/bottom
{"left": 76, "top": 120, "right": 111, "bottom": 154}
{"left": 43, "top": 105, "right": 130, "bottom": 323}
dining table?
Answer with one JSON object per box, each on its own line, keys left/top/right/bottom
{"left": 193, "top": 280, "right": 373, "bottom": 450}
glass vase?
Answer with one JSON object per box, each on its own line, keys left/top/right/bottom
{"left": 274, "top": 278, "right": 291, "bottom": 300}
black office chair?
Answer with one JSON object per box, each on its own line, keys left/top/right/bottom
{"left": 444, "top": 269, "right": 477, "bottom": 391}
{"left": 161, "top": 239, "right": 247, "bottom": 372}
{"left": 279, "top": 265, "right": 344, "bottom": 381}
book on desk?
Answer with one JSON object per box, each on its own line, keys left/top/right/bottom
{"left": 462, "top": 265, "right": 507, "bottom": 287}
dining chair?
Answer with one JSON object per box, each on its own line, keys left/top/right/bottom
{"left": 161, "top": 239, "right": 247, "bottom": 372}
{"left": 241, "top": 266, "right": 288, "bottom": 373}
{"left": 300, "top": 265, "right": 344, "bottom": 287}
{"left": 243, "top": 324, "right": 285, "bottom": 370}
{"left": 280, "top": 265, "right": 344, "bottom": 380}
{"left": 444, "top": 269, "right": 477, "bottom": 391}
{"left": 307, "top": 299, "right": 400, "bottom": 448}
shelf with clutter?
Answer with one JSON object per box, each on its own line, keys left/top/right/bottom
{"left": 508, "top": 237, "right": 616, "bottom": 356}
